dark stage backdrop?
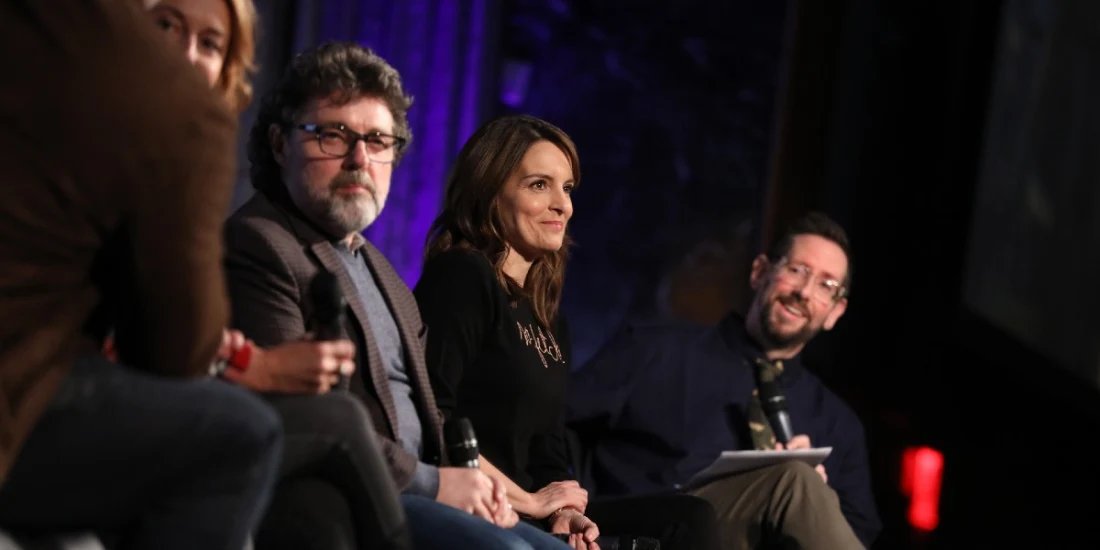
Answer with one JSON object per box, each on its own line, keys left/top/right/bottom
{"left": 962, "top": 0, "right": 1100, "bottom": 387}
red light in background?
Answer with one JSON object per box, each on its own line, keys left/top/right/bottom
{"left": 900, "top": 446, "right": 943, "bottom": 532}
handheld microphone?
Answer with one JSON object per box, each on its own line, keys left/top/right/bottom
{"left": 310, "top": 271, "right": 349, "bottom": 390}
{"left": 759, "top": 380, "right": 795, "bottom": 445}
{"left": 310, "top": 271, "right": 347, "bottom": 340}
{"left": 444, "top": 417, "right": 479, "bottom": 468}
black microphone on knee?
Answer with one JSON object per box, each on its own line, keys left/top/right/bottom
{"left": 309, "top": 271, "right": 350, "bottom": 391}
{"left": 444, "top": 417, "right": 479, "bottom": 468}
{"left": 759, "top": 380, "right": 795, "bottom": 445}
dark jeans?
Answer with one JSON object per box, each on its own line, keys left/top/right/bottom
{"left": 403, "top": 494, "right": 571, "bottom": 550}
{"left": 255, "top": 393, "right": 411, "bottom": 550}
{"left": 0, "top": 355, "right": 283, "bottom": 550}
{"left": 586, "top": 493, "right": 721, "bottom": 550}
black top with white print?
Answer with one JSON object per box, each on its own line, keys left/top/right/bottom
{"left": 414, "top": 248, "right": 572, "bottom": 491}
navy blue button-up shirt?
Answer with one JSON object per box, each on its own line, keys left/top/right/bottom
{"left": 567, "top": 313, "right": 881, "bottom": 547}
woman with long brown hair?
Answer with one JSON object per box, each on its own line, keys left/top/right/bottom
{"left": 414, "top": 115, "right": 719, "bottom": 550}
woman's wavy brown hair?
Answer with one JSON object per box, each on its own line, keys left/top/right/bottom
{"left": 425, "top": 115, "right": 580, "bottom": 329}
{"left": 218, "top": 0, "right": 258, "bottom": 113}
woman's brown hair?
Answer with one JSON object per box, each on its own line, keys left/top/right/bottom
{"left": 424, "top": 115, "right": 580, "bottom": 328}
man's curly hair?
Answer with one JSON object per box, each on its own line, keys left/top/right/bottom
{"left": 248, "top": 41, "right": 414, "bottom": 194}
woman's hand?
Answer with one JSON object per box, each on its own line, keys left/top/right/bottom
{"left": 489, "top": 476, "right": 519, "bottom": 527}
{"left": 547, "top": 508, "right": 600, "bottom": 550}
{"left": 527, "top": 480, "right": 588, "bottom": 518}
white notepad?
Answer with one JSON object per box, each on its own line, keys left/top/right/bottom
{"left": 680, "top": 447, "right": 833, "bottom": 490}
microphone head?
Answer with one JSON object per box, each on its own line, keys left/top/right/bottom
{"left": 309, "top": 271, "right": 346, "bottom": 340}
{"left": 758, "top": 381, "right": 795, "bottom": 444}
{"left": 758, "top": 381, "right": 788, "bottom": 414}
{"left": 444, "top": 417, "right": 479, "bottom": 468}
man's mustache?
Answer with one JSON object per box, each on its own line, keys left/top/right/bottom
{"left": 777, "top": 294, "right": 810, "bottom": 318}
{"left": 330, "top": 171, "right": 376, "bottom": 196}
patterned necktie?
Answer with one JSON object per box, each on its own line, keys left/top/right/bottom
{"left": 746, "top": 357, "right": 784, "bottom": 450}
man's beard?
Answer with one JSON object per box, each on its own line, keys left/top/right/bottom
{"left": 757, "top": 295, "right": 820, "bottom": 350}
{"left": 291, "top": 171, "right": 385, "bottom": 237}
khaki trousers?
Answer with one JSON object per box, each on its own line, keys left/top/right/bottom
{"left": 686, "top": 461, "right": 863, "bottom": 550}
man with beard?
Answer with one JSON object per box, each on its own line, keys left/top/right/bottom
{"left": 224, "top": 41, "right": 571, "bottom": 550}
{"left": 567, "top": 213, "right": 880, "bottom": 550}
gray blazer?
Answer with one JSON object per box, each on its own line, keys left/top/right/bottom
{"left": 224, "top": 190, "right": 447, "bottom": 490}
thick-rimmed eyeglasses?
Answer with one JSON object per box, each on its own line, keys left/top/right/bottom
{"left": 297, "top": 123, "right": 407, "bottom": 164}
{"left": 772, "top": 258, "right": 847, "bottom": 303}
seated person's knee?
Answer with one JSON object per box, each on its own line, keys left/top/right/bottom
{"left": 215, "top": 386, "right": 283, "bottom": 458}
{"left": 496, "top": 534, "right": 537, "bottom": 550}
{"left": 767, "top": 460, "right": 826, "bottom": 493}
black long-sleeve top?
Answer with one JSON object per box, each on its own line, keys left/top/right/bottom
{"left": 413, "top": 248, "right": 573, "bottom": 491}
